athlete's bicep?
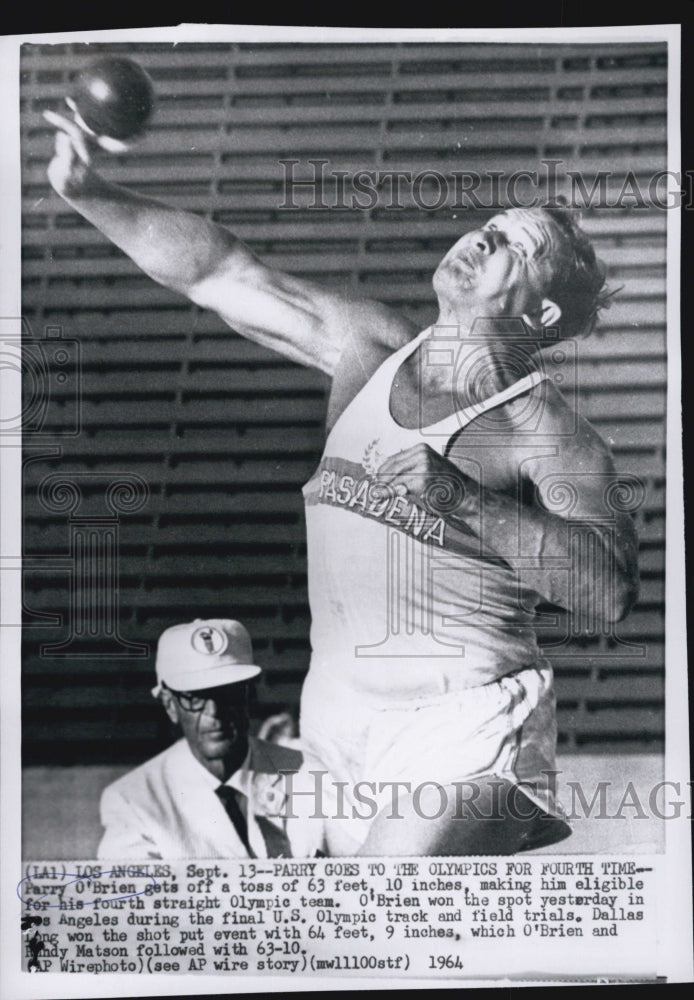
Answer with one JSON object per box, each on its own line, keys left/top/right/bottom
{"left": 189, "top": 255, "right": 410, "bottom": 375}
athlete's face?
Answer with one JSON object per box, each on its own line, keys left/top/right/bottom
{"left": 163, "top": 681, "right": 250, "bottom": 779}
{"left": 433, "top": 208, "right": 569, "bottom": 322}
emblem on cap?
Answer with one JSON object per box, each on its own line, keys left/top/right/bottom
{"left": 191, "top": 625, "right": 228, "bottom": 655}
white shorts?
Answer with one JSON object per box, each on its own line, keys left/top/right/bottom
{"left": 299, "top": 662, "right": 570, "bottom": 851}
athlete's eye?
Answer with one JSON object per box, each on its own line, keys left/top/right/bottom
{"left": 511, "top": 242, "right": 528, "bottom": 256}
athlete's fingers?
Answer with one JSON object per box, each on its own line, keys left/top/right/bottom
{"left": 43, "top": 108, "right": 82, "bottom": 140}
{"left": 371, "top": 466, "right": 408, "bottom": 495}
{"left": 379, "top": 443, "right": 444, "bottom": 475}
{"left": 43, "top": 109, "right": 93, "bottom": 165}
{"left": 374, "top": 452, "right": 398, "bottom": 474}
{"left": 377, "top": 451, "right": 424, "bottom": 476}
{"left": 373, "top": 466, "right": 410, "bottom": 491}
{"left": 376, "top": 473, "right": 416, "bottom": 497}
{"left": 43, "top": 108, "right": 76, "bottom": 131}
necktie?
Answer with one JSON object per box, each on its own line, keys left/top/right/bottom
{"left": 254, "top": 815, "right": 292, "bottom": 858}
{"left": 215, "top": 785, "right": 255, "bottom": 857}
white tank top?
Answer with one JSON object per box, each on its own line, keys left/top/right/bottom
{"left": 302, "top": 328, "right": 550, "bottom": 702}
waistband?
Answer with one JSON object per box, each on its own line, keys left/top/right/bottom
{"left": 302, "top": 656, "right": 553, "bottom": 713}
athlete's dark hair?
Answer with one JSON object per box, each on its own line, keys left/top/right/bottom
{"left": 539, "top": 202, "right": 612, "bottom": 339}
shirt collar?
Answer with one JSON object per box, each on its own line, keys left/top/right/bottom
{"left": 183, "top": 740, "right": 252, "bottom": 797}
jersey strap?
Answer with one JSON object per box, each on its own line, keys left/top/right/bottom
{"left": 422, "top": 369, "right": 550, "bottom": 458}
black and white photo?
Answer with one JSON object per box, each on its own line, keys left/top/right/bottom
{"left": 1, "top": 21, "right": 690, "bottom": 992}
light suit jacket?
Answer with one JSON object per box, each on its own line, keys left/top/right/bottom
{"left": 97, "top": 736, "right": 321, "bottom": 859}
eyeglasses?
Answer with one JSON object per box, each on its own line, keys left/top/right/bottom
{"left": 168, "top": 689, "right": 212, "bottom": 712}
{"left": 163, "top": 683, "right": 246, "bottom": 713}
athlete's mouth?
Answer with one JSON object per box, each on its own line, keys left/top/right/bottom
{"left": 452, "top": 251, "right": 477, "bottom": 272}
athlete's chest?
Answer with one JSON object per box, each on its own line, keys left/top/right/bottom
{"left": 326, "top": 338, "right": 461, "bottom": 432}
{"left": 325, "top": 339, "right": 393, "bottom": 432}
{"left": 324, "top": 339, "right": 538, "bottom": 493}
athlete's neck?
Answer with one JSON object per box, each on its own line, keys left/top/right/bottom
{"left": 424, "top": 315, "right": 541, "bottom": 405}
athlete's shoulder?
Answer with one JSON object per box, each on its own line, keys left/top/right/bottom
{"left": 532, "top": 379, "right": 612, "bottom": 455}
{"left": 338, "top": 294, "right": 420, "bottom": 359}
{"left": 515, "top": 379, "right": 617, "bottom": 486}
{"left": 326, "top": 306, "right": 421, "bottom": 427}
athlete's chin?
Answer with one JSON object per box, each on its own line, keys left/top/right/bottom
{"left": 433, "top": 267, "right": 475, "bottom": 305}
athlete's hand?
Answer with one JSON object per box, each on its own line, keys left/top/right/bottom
{"left": 43, "top": 109, "right": 98, "bottom": 199}
{"left": 376, "top": 443, "right": 476, "bottom": 519}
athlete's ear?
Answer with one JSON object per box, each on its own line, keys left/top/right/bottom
{"left": 540, "top": 298, "right": 562, "bottom": 329}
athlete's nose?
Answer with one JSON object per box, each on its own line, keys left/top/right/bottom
{"left": 472, "top": 231, "right": 494, "bottom": 254}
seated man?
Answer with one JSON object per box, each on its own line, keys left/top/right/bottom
{"left": 97, "top": 618, "right": 318, "bottom": 859}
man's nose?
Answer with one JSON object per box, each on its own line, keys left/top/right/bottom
{"left": 204, "top": 696, "right": 237, "bottom": 721}
{"left": 202, "top": 696, "right": 224, "bottom": 719}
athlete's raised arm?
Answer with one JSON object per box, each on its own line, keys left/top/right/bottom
{"left": 44, "top": 111, "right": 408, "bottom": 375}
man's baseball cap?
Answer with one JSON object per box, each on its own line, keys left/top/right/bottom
{"left": 151, "top": 619, "right": 262, "bottom": 696}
